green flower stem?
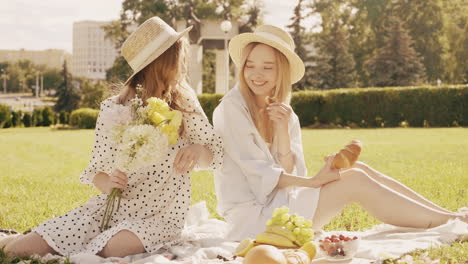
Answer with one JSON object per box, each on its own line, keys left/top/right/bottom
{"left": 100, "top": 188, "right": 122, "bottom": 231}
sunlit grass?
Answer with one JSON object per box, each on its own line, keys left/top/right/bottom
{"left": 0, "top": 127, "right": 467, "bottom": 262}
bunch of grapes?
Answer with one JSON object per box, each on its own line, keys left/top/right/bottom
{"left": 266, "top": 206, "right": 314, "bottom": 246}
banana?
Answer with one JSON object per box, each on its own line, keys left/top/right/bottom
{"left": 255, "top": 232, "right": 296, "bottom": 248}
{"left": 266, "top": 225, "right": 297, "bottom": 242}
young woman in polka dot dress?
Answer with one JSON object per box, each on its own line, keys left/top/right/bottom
{"left": 5, "top": 17, "right": 223, "bottom": 258}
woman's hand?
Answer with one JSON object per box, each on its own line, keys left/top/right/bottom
{"left": 93, "top": 169, "right": 128, "bottom": 194}
{"left": 312, "top": 154, "right": 341, "bottom": 186}
{"left": 266, "top": 102, "right": 292, "bottom": 131}
{"left": 173, "top": 144, "right": 205, "bottom": 173}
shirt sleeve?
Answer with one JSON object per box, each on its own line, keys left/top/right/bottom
{"left": 79, "top": 99, "right": 117, "bottom": 186}
{"left": 181, "top": 95, "right": 224, "bottom": 171}
{"left": 213, "top": 99, "right": 283, "bottom": 206}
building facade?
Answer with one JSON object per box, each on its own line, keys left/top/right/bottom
{"left": 0, "top": 49, "right": 72, "bottom": 70}
{"left": 71, "top": 20, "right": 119, "bottom": 80}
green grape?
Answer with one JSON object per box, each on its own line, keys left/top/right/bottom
{"left": 281, "top": 213, "right": 290, "bottom": 222}
{"left": 293, "top": 227, "right": 300, "bottom": 235}
{"left": 290, "top": 213, "right": 298, "bottom": 221}
{"left": 285, "top": 221, "right": 294, "bottom": 230}
{"left": 294, "top": 216, "right": 305, "bottom": 226}
{"left": 266, "top": 219, "right": 273, "bottom": 226}
{"left": 303, "top": 220, "right": 312, "bottom": 228}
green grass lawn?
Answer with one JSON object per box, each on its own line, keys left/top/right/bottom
{"left": 1, "top": 127, "right": 467, "bottom": 263}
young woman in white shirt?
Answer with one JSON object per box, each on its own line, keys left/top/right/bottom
{"left": 212, "top": 25, "right": 466, "bottom": 241}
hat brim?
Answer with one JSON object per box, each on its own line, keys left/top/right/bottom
{"left": 229, "top": 33, "right": 305, "bottom": 84}
{"left": 124, "top": 26, "right": 193, "bottom": 85}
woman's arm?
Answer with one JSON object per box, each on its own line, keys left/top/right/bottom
{"left": 173, "top": 143, "right": 214, "bottom": 173}
{"left": 267, "top": 102, "right": 295, "bottom": 173}
{"left": 275, "top": 127, "right": 295, "bottom": 173}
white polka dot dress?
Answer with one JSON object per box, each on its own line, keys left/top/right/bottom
{"left": 32, "top": 94, "right": 223, "bottom": 255}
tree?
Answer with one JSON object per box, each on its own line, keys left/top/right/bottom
{"left": 286, "top": 0, "right": 313, "bottom": 90}
{"left": 54, "top": 61, "right": 80, "bottom": 112}
{"left": 442, "top": 0, "right": 468, "bottom": 83}
{"left": 78, "top": 79, "right": 110, "bottom": 109}
{"left": 238, "top": 0, "right": 264, "bottom": 33}
{"left": 365, "top": 16, "right": 426, "bottom": 87}
{"left": 391, "top": 0, "right": 450, "bottom": 82}
{"left": 311, "top": 19, "right": 357, "bottom": 89}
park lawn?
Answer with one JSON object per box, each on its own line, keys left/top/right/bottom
{"left": 0, "top": 127, "right": 467, "bottom": 263}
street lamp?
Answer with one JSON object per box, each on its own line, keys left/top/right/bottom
{"left": 220, "top": 20, "right": 232, "bottom": 91}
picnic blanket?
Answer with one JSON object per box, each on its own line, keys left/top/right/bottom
{"left": 1, "top": 202, "right": 467, "bottom": 264}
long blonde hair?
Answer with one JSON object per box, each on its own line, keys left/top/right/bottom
{"left": 118, "top": 38, "right": 194, "bottom": 112}
{"left": 238, "top": 42, "right": 292, "bottom": 143}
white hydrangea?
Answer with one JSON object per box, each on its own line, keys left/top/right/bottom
{"left": 114, "top": 124, "right": 169, "bottom": 174}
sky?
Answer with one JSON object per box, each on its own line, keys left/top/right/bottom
{"left": 0, "top": 0, "right": 318, "bottom": 53}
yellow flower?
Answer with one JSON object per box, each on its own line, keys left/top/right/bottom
{"left": 147, "top": 97, "right": 170, "bottom": 114}
{"left": 161, "top": 124, "right": 179, "bottom": 145}
{"left": 168, "top": 110, "right": 182, "bottom": 129}
{"left": 150, "top": 112, "right": 167, "bottom": 126}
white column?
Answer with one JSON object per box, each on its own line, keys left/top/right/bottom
{"left": 215, "top": 49, "right": 229, "bottom": 94}
{"left": 188, "top": 44, "right": 203, "bottom": 94}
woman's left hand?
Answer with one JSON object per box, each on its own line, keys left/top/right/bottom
{"left": 173, "top": 144, "right": 204, "bottom": 173}
{"left": 266, "top": 102, "right": 292, "bottom": 130}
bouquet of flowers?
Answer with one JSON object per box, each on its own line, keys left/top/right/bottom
{"left": 100, "top": 86, "right": 182, "bottom": 230}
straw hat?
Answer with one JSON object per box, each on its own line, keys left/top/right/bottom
{"left": 228, "top": 25, "right": 305, "bottom": 84}
{"left": 121, "top": 16, "right": 192, "bottom": 85}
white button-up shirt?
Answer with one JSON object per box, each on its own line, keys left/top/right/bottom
{"left": 213, "top": 86, "right": 308, "bottom": 240}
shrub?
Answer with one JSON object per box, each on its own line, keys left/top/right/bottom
{"left": 59, "top": 111, "right": 69, "bottom": 124}
{"left": 69, "top": 108, "right": 99, "bottom": 129}
{"left": 41, "top": 106, "right": 55, "bottom": 126}
{"left": 22, "top": 112, "right": 32, "bottom": 127}
{"left": 197, "top": 94, "right": 223, "bottom": 124}
{"left": 0, "top": 104, "right": 11, "bottom": 128}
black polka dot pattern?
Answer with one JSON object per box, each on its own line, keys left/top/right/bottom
{"left": 32, "top": 95, "right": 223, "bottom": 255}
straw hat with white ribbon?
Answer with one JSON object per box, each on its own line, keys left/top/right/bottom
{"left": 121, "top": 16, "right": 192, "bottom": 85}
{"left": 228, "top": 25, "right": 305, "bottom": 84}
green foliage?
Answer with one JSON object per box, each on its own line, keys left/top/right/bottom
{"left": 32, "top": 108, "right": 43, "bottom": 127}
{"left": 69, "top": 108, "right": 99, "bottom": 129}
{"left": 11, "top": 110, "right": 22, "bottom": 127}
{"left": 41, "top": 106, "right": 55, "bottom": 127}
{"left": 22, "top": 112, "right": 32, "bottom": 127}
{"left": 197, "top": 93, "right": 223, "bottom": 124}
{"left": 78, "top": 79, "right": 110, "bottom": 109}
{"left": 310, "top": 18, "right": 357, "bottom": 89}
{"left": 105, "top": 56, "right": 132, "bottom": 84}
{"left": 59, "top": 111, "right": 69, "bottom": 125}
{"left": 365, "top": 16, "right": 426, "bottom": 87}
{"left": 290, "top": 85, "right": 468, "bottom": 127}
{"left": 202, "top": 49, "right": 216, "bottom": 94}
{"left": 0, "top": 104, "right": 11, "bottom": 128}
{"left": 54, "top": 61, "right": 80, "bottom": 112}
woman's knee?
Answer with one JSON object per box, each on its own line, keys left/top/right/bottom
{"left": 341, "top": 168, "right": 374, "bottom": 186}
{"left": 4, "top": 232, "right": 55, "bottom": 257}
{"left": 353, "top": 161, "right": 371, "bottom": 171}
{"left": 98, "top": 230, "right": 145, "bottom": 258}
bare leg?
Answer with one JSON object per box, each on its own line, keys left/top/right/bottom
{"left": 311, "top": 168, "right": 462, "bottom": 229}
{"left": 4, "top": 232, "right": 57, "bottom": 257}
{"left": 352, "top": 161, "right": 453, "bottom": 214}
{"left": 97, "top": 230, "right": 145, "bottom": 258}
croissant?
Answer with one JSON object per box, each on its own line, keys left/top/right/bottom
{"left": 327, "top": 140, "right": 362, "bottom": 169}
{"left": 265, "top": 95, "right": 278, "bottom": 105}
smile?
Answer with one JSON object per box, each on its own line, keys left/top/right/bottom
{"left": 252, "top": 80, "right": 267, "bottom": 86}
